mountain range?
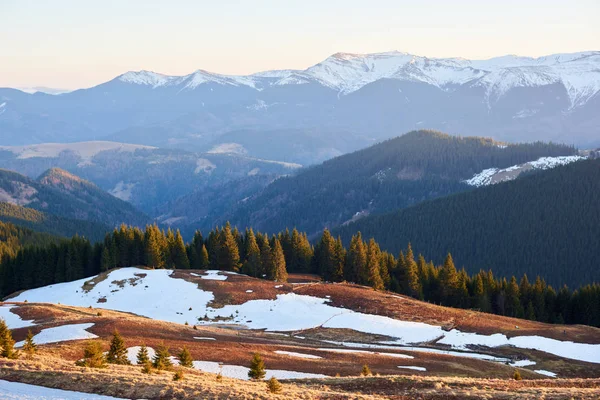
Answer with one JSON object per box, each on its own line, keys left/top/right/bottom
{"left": 1, "top": 51, "right": 599, "bottom": 164}
{"left": 0, "top": 168, "right": 149, "bottom": 228}
{"left": 0, "top": 141, "right": 300, "bottom": 215}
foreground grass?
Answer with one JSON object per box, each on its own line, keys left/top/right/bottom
{"left": 1, "top": 355, "right": 599, "bottom": 400}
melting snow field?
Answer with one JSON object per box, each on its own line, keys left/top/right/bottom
{"left": 10, "top": 268, "right": 600, "bottom": 365}
{"left": 535, "top": 370, "right": 557, "bottom": 378}
{"left": 397, "top": 366, "right": 427, "bottom": 372}
{"left": 274, "top": 350, "right": 323, "bottom": 359}
{"left": 0, "top": 380, "right": 124, "bottom": 399}
{"left": 15, "top": 323, "right": 97, "bottom": 347}
{"left": 439, "top": 330, "right": 600, "bottom": 364}
{"left": 317, "top": 348, "right": 413, "bottom": 359}
{"left": 192, "top": 360, "right": 328, "bottom": 381}
{"left": 0, "top": 305, "right": 34, "bottom": 329}
{"left": 464, "top": 155, "right": 585, "bottom": 186}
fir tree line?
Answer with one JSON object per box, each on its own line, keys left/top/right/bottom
{"left": 1, "top": 224, "right": 599, "bottom": 327}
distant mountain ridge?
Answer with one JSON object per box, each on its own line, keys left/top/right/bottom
{"left": 0, "top": 168, "right": 150, "bottom": 228}
{"left": 0, "top": 142, "right": 300, "bottom": 216}
{"left": 208, "top": 130, "right": 577, "bottom": 235}
{"left": 1, "top": 51, "right": 598, "bottom": 159}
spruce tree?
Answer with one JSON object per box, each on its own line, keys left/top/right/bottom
{"left": 267, "top": 376, "right": 282, "bottom": 393}
{"left": 22, "top": 330, "right": 36, "bottom": 357}
{"left": 171, "top": 230, "right": 190, "bottom": 269}
{"left": 137, "top": 345, "right": 150, "bottom": 365}
{"left": 269, "top": 238, "right": 288, "bottom": 282}
{"left": 439, "top": 253, "right": 459, "bottom": 305}
{"left": 366, "top": 239, "right": 384, "bottom": 290}
{"left": 248, "top": 352, "right": 266, "bottom": 380}
{"left": 242, "top": 229, "right": 261, "bottom": 277}
{"left": 177, "top": 346, "right": 193, "bottom": 368}
{"left": 256, "top": 233, "right": 271, "bottom": 278}
{"left": 404, "top": 244, "right": 422, "bottom": 298}
{"left": 77, "top": 341, "right": 106, "bottom": 368}
{"left": 0, "top": 326, "right": 17, "bottom": 359}
{"left": 107, "top": 329, "right": 130, "bottom": 365}
{"left": 153, "top": 342, "right": 173, "bottom": 371}
{"left": 345, "top": 233, "right": 366, "bottom": 283}
{"left": 217, "top": 223, "right": 240, "bottom": 271}
{"left": 361, "top": 364, "right": 372, "bottom": 376}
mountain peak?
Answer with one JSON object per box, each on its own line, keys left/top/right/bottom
{"left": 38, "top": 167, "right": 86, "bottom": 186}
{"left": 118, "top": 70, "right": 173, "bottom": 87}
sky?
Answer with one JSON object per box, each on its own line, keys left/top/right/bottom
{"left": 1, "top": 0, "right": 598, "bottom": 89}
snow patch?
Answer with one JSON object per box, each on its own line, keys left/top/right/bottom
{"left": 108, "top": 181, "right": 135, "bottom": 201}
{"left": 274, "top": 350, "right": 323, "bottom": 359}
{"left": 0, "top": 305, "right": 35, "bottom": 329}
{"left": 194, "top": 158, "right": 216, "bottom": 174}
{"left": 15, "top": 323, "right": 97, "bottom": 347}
{"left": 534, "top": 369, "right": 557, "bottom": 378}
{"left": 0, "top": 380, "right": 124, "bottom": 399}
{"left": 192, "top": 360, "right": 328, "bottom": 380}
{"left": 317, "top": 348, "right": 413, "bottom": 359}
{"left": 207, "top": 143, "right": 247, "bottom": 155}
{"left": 464, "top": 155, "right": 585, "bottom": 187}
{"left": 200, "top": 270, "right": 229, "bottom": 281}
{"left": 397, "top": 366, "right": 427, "bottom": 372}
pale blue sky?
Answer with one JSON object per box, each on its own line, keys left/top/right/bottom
{"left": 1, "top": 0, "right": 598, "bottom": 89}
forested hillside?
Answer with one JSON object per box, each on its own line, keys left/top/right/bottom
{"left": 2, "top": 224, "right": 599, "bottom": 328}
{"left": 223, "top": 131, "right": 576, "bottom": 235}
{"left": 335, "top": 158, "right": 600, "bottom": 288}
{"left": 0, "top": 168, "right": 150, "bottom": 227}
{"left": 0, "top": 220, "right": 59, "bottom": 263}
{"left": 0, "top": 202, "right": 109, "bottom": 242}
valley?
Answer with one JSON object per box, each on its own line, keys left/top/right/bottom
{"left": 1, "top": 11, "right": 599, "bottom": 397}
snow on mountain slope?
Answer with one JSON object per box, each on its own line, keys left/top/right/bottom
{"left": 118, "top": 70, "right": 174, "bottom": 87}
{"left": 0, "top": 141, "right": 156, "bottom": 162}
{"left": 9, "top": 268, "right": 600, "bottom": 364}
{"left": 111, "top": 51, "right": 600, "bottom": 108}
{"left": 0, "top": 380, "right": 124, "bottom": 400}
{"left": 464, "top": 155, "right": 586, "bottom": 187}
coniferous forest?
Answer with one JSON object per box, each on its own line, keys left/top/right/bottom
{"left": 335, "top": 158, "right": 600, "bottom": 288}
{"left": 1, "top": 223, "right": 598, "bottom": 328}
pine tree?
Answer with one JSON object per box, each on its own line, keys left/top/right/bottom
{"left": 198, "top": 244, "right": 209, "bottom": 269}
{"left": 173, "top": 369, "right": 184, "bottom": 381}
{"left": 0, "top": 325, "right": 17, "bottom": 359}
{"left": 248, "top": 352, "right": 266, "bottom": 380}
{"left": 77, "top": 341, "right": 106, "bottom": 368}
{"left": 314, "top": 230, "right": 339, "bottom": 282}
{"left": 136, "top": 345, "right": 150, "bottom": 365}
{"left": 242, "top": 229, "right": 261, "bottom": 277}
{"left": 217, "top": 223, "right": 240, "bottom": 271}
{"left": 106, "top": 329, "right": 130, "bottom": 365}
{"left": 145, "top": 225, "right": 165, "bottom": 268}
{"left": 22, "top": 330, "right": 36, "bottom": 357}
{"left": 170, "top": 230, "right": 190, "bottom": 269}
{"left": 345, "top": 233, "right": 366, "bottom": 283}
{"left": 177, "top": 346, "right": 193, "bottom": 368}
{"left": 366, "top": 239, "right": 383, "bottom": 290}
{"left": 267, "top": 376, "right": 282, "bottom": 393}
{"left": 269, "top": 238, "right": 288, "bottom": 282}
{"left": 153, "top": 342, "right": 173, "bottom": 371}
{"left": 439, "top": 253, "right": 459, "bottom": 305}
{"left": 505, "top": 276, "right": 522, "bottom": 317}
{"left": 404, "top": 244, "right": 422, "bottom": 298}
{"left": 258, "top": 234, "right": 272, "bottom": 278}
{"left": 361, "top": 364, "right": 372, "bottom": 376}
{"left": 513, "top": 369, "right": 522, "bottom": 380}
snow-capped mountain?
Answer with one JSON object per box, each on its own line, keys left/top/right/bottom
{"left": 1, "top": 51, "right": 599, "bottom": 155}
{"left": 116, "top": 51, "right": 600, "bottom": 108}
